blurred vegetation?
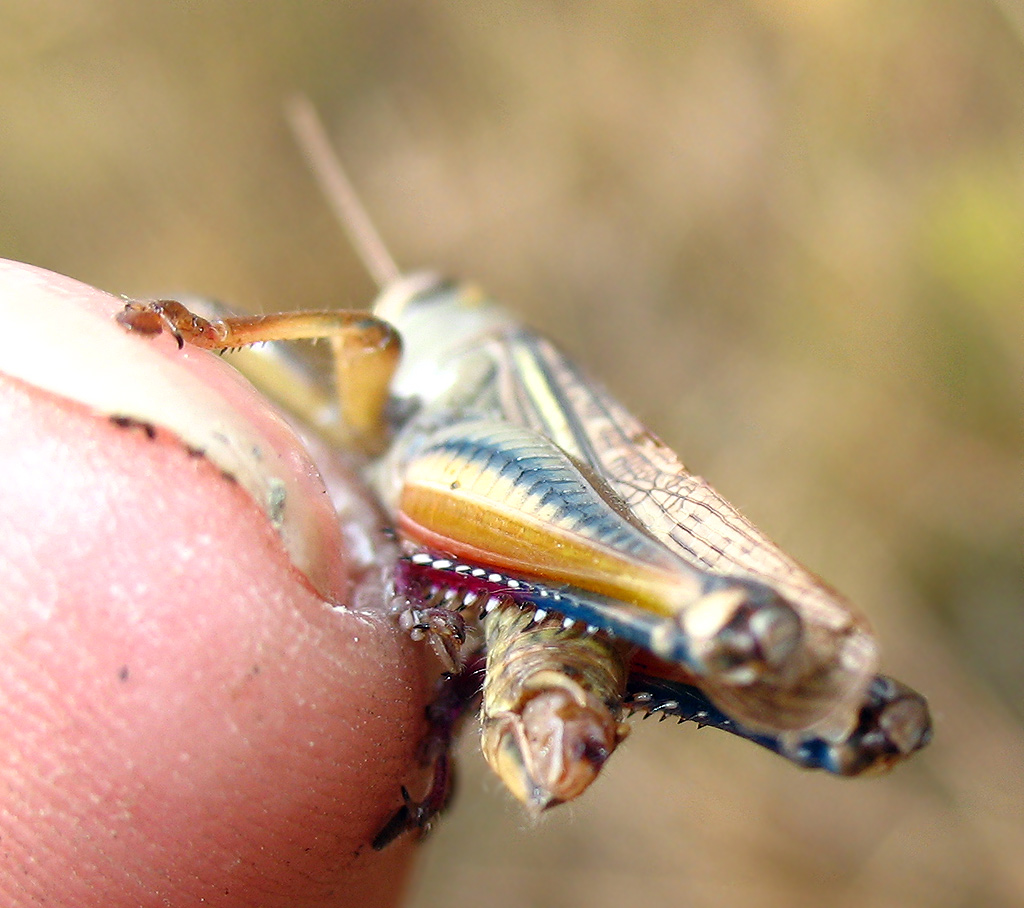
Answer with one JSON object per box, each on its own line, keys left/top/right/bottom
{"left": 2, "top": 2, "right": 1022, "bottom": 906}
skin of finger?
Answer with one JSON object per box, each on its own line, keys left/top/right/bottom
{"left": 0, "top": 265, "right": 432, "bottom": 907}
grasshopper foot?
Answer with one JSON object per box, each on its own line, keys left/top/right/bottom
{"left": 399, "top": 605, "right": 468, "bottom": 671}
{"left": 372, "top": 758, "right": 455, "bottom": 851}
{"left": 117, "top": 299, "right": 227, "bottom": 349}
{"left": 372, "top": 660, "right": 483, "bottom": 849}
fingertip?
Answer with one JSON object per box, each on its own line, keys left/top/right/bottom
{"left": 0, "top": 262, "right": 432, "bottom": 906}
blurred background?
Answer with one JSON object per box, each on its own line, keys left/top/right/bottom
{"left": 2, "top": 2, "right": 1022, "bottom": 906}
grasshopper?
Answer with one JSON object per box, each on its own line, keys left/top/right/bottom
{"left": 116, "top": 99, "right": 931, "bottom": 848}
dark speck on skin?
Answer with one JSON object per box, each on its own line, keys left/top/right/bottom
{"left": 118, "top": 665, "right": 129, "bottom": 682}
{"left": 109, "top": 415, "right": 157, "bottom": 440}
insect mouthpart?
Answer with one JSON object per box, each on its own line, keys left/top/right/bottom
{"left": 480, "top": 602, "right": 630, "bottom": 814}
{"left": 482, "top": 683, "right": 623, "bottom": 813}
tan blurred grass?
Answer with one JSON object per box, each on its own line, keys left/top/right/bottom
{"left": 2, "top": 3, "right": 1022, "bottom": 906}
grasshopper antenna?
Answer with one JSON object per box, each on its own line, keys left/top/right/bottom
{"left": 285, "top": 95, "right": 401, "bottom": 289}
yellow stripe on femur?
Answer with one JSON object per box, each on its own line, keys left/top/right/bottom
{"left": 397, "top": 421, "right": 704, "bottom": 615}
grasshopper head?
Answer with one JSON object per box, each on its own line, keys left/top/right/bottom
{"left": 480, "top": 673, "right": 629, "bottom": 814}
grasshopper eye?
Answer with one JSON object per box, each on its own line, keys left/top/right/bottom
{"left": 678, "top": 581, "right": 803, "bottom": 685}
